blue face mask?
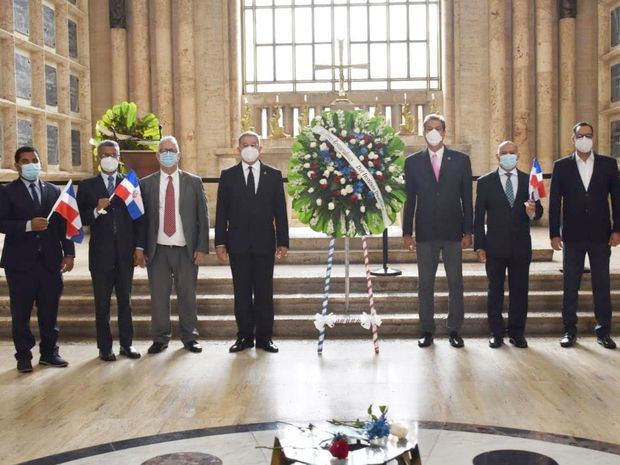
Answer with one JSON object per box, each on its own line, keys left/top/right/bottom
{"left": 499, "top": 154, "right": 518, "bottom": 171}
{"left": 21, "top": 162, "right": 41, "bottom": 181}
{"left": 159, "top": 151, "right": 178, "bottom": 168}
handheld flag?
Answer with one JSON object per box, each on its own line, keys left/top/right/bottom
{"left": 47, "top": 180, "right": 84, "bottom": 243}
{"left": 529, "top": 158, "right": 546, "bottom": 201}
{"left": 112, "top": 170, "right": 144, "bottom": 219}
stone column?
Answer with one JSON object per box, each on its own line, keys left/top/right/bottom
{"left": 228, "top": 0, "right": 241, "bottom": 147}
{"left": 598, "top": 2, "right": 611, "bottom": 152}
{"left": 440, "top": 0, "right": 455, "bottom": 141}
{"left": 536, "top": 0, "right": 555, "bottom": 172}
{"left": 128, "top": 0, "right": 151, "bottom": 114}
{"left": 173, "top": 0, "right": 197, "bottom": 172}
{"left": 151, "top": 0, "right": 174, "bottom": 135}
{"left": 488, "top": 0, "right": 509, "bottom": 168}
{"left": 109, "top": 0, "right": 128, "bottom": 103}
{"left": 512, "top": 0, "right": 530, "bottom": 170}
{"left": 559, "top": 1, "right": 577, "bottom": 156}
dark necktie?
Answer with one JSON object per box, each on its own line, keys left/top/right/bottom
{"left": 505, "top": 172, "right": 514, "bottom": 207}
{"left": 107, "top": 175, "right": 115, "bottom": 195}
{"left": 29, "top": 183, "right": 41, "bottom": 210}
{"left": 163, "top": 175, "right": 176, "bottom": 237}
{"left": 247, "top": 166, "right": 256, "bottom": 197}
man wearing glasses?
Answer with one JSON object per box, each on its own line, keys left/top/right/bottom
{"left": 549, "top": 122, "right": 620, "bottom": 349}
{"left": 135, "top": 136, "right": 210, "bottom": 355}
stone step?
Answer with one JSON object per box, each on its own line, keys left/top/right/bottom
{"left": 2, "top": 290, "right": 616, "bottom": 316}
{"left": 0, "top": 312, "right": 601, "bottom": 339}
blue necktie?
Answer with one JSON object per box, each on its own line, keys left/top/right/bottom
{"left": 505, "top": 172, "right": 514, "bottom": 207}
{"left": 29, "top": 183, "right": 41, "bottom": 210}
{"left": 107, "top": 175, "right": 115, "bottom": 195}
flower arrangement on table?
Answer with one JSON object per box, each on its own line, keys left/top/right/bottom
{"left": 288, "top": 110, "right": 407, "bottom": 238}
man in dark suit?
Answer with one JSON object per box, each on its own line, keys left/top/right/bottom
{"left": 403, "top": 114, "right": 473, "bottom": 348}
{"left": 474, "top": 141, "right": 543, "bottom": 349}
{"left": 134, "top": 135, "right": 210, "bottom": 355}
{"left": 76, "top": 140, "right": 142, "bottom": 361}
{"left": 215, "top": 131, "right": 289, "bottom": 353}
{"left": 0, "top": 146, "right": 75, "bottom": 373}
{"left": 550, "top": 122, "right": 620, "bottom": 349}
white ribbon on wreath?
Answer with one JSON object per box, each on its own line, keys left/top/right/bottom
{"left": 360, "top": 312, "right": 382, "bottom": 330}
{"left": 314, "top": 312, "right": 338, "bottom": 331}
{"left": 312, "top": 125, "right": 392, "bottom": 227}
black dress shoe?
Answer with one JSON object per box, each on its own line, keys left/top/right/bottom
{"left": 448, "top": 332, "right": 464, "bottom": 348}
{"left": 99, "top": 350, "right": 116, "bottom": 362}
{"left": 147, "top": 342, "right": 169, "bottom": 354}
{"left": 418, "top": 332, "right": 434, "bottom": 348}
{"left": 183, "top": 340, "right": 202, "bottom": 353}
{"left": 17, "top": 359, "right": 33, "bottom": 373}
{"left": 489, "top": 335, "right": 503, "bottom": 348}
{"left": 39, "top": 353, "right": 69, "bottom": 367}
{"left": 229, "top": 337, "right": 254, "bottom": 353}
{"left": 597, "top": 335, "right": 617, "bottom": 349}
{"left": 119, "top": 346, "right": 141, "bottom": 359}
{"left": 509, "top": 336, "right": 528, "bottom": 349}
{"left": 256, "top": 338, "right": 279, "bottom": 353}
{"left": 560, "top": 333, "right": 576, "bottom": 348}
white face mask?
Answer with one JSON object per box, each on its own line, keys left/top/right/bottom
{"left": 241, "top": 146, "right": 260, "bottom": 164}
{"left": 100, "top": 157, "right": 120, "bottom": 173}
{"left": 575, "top": 136, "right": 593, "bottom": 154}
{"left": 425, "top": 128, "right": 443, "bottom": 147}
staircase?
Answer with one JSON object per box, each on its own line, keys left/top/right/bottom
{"left": 0, "top": 227, "right": 616, "bottom": 339}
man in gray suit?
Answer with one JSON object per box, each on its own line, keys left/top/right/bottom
{"left": 135, "top": 135, "right": 209, "bottom": 354}
{"left": 403, "top": 114, "right": 473, "bottom": 348}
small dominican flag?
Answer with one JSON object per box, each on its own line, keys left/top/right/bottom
{"left": 113, "top": 170, "right": 144, "bottom": 220}
{"left": 50, "top": 180, "right": 84, "bottom": 243}
{"left": 529, "top": 158, "right": 547, "bottom": 201}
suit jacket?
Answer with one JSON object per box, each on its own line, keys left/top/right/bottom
{"left": 0, "top": 179, "right": 75, "bottom": 272}
{"left": 77, "top": 174, "right": 143, "bottom": 273}
{"left": 138, "top": 170, "right": 210, "bottom": 261}
{"left": 214, "top": 162, "right": 289, "bottom": 254}
{"left": 402, "top": 147, "right": 473, "bottom": 242}
{"left": 474, "top": 169, "right": 543, "bottom": 259}
{"left": 549, "top": 152, "right": 620, "bottom": 243}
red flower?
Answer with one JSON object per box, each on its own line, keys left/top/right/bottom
{"left": 310, "top": 163, "right": 320, "bottom": 171}
{"left": 330, "top": 151, "right": 337, "bottom": 158}
{"left": 333, "top": 175, "right": 341, "bottom": 184}
{"left": 350, "top": 194, "right": 358, "bottom": 202}
{"left": 320, "top": 183, "right": 329, "bottom": 190}
{"left": 376, "top": 173, "right": 384, "bottom": 180}
{"left": 363, "top": 135, "right": 372, "bottom": 144}
{"left": 373, "top": 159, "right": 382, "bottom": 167}
{"left": 350, "top": 172, "right": 358, "bottom": 179}
{"left": 332, "top": 190, "right": 341, "bottom": 197}
{"left": 329, "top": 437, "right": 349, "bottom": 459}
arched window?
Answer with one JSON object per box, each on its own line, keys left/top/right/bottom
{"left": 242, "top": 0, "right": 441, "bottom": 94}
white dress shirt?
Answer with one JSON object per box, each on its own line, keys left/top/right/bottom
{"left": 575, "top": 151, "right": 594, "bottom": 190}
{"left": 22, "top": 178, "right": 42, "bottom": 232}
{"left": 242, "top": 160, "right": 261, "bottom": 193}
{"left": 429, "top": 146, "right": 445, "bottom": 169}
{"left": 157, "top": 169, "right": 187, "bottom": 246}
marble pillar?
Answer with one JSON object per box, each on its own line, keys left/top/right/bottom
{"left": 597, "top": 2, "right": 611, "bottom": 152}
{"left": 173, "top": 0, "right": 197, "bottom": 172}
{"left": 128, "top": 0, "right": 151, "bottom": 114}
{"left": 512, "top": 0, "right": 530, "bottom": 170}
{"left": 559, "top": 8, "right": 576, "bottom": 156}
{"left": 535, "top": 0, "right": 555, "bottom": 172}
{"left": 488, "top": 0, "right": 508, "bottom": 167}
{"left": 151, "top": 0, "right": 174, "bottom": 135}
{"left": 441, "top": 0, "right": 455, "bottom": 141}
{"left": 110, "top": 28, "right": 128, "bottom": 103}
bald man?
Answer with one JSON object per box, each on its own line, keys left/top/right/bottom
{"left": 474, "top": 141, "right": 543, "bottom": 349}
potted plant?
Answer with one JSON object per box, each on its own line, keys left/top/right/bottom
{"left": 90, "top": 101, "right": 161, "bottom": 177}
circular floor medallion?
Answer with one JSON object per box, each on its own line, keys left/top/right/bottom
{"left": 141, "top": 452, "right": 223, "bottom": 465}
{"left": 473, "top": 450, "right": 559, "bottom": 465}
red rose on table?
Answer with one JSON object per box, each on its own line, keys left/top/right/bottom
{"left": 329, "top": 437, "right": 349, "bottom": 459}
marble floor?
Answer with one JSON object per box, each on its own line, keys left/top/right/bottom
{"left": 1, "top": 338, "right": 619, "bottom": 464}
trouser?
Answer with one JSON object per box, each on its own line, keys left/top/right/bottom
{"left": 229, "top": 251, "right": 275, "bottom": 341}
{"left": 416, "top": 240, "right": 464, "bottom": 334}
{"left": 147, "top": 245, "right": 199, "bottom": 343}
{"left": 6, "top": 258, "right": 63, "bottom": 361}
{"left": 562, "top": 240, "right": 612, "bottom": 337}
{"left": 485, "top": 253, "right": 530, "bottom": 338}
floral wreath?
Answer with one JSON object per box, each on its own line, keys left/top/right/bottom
{"left": 288, "top": 110, "right": 406, "bottom": 238}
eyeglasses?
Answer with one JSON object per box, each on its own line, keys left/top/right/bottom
{"left": 575, "top": 134, "right": 593, "bottom": 139}
{"left": 99, "top": 154, "right": 119, "bottom": 159}
{"left": 159, "top": 149, "right": 178, "bottom": 154}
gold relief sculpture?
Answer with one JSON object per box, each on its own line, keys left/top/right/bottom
{"left": 399, "top": 102, "right": 417, "bottom": 135}
{"left": 430, "top": 92, "right": 439, "bottom": 115}
{"left": 240, "top": 103, "right": 255, "bottom": 132}
{"left": 269, "top": 105, "right": 290, "bottom": 139}
{"left": 298, "top": 104, "right": 309, "bottom": 129}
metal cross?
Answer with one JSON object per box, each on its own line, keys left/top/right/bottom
{"left": 314, "top": 39, "right": 369, "bottom": 102}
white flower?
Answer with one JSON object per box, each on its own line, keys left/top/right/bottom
{"left": 388, "top": 165, "right": 397, "bottom": 173}
{"left": 303, "top": 163, "right": 310, "bottom": 168}
{"left": 329, "top": 127, "right": 336, "bottom": 133}
{"left": 328, "top": 202, "right": 335, "bottom": 210}
{"left": 334, "top": 170, "right": 341, "bottom": 176}
{"left": 359, "top": 156, "right": 365, "bottom": 161}
{"left": 367, "top": 143, "right": 373, "bottom": 150}
{"left": 341, "top": 130, "right": 347, "bottom": 137}
{"left": 336, "top": 153, "right": 342, "bottom": 158}
{"left": 346, "top": 185, "right": 354, "bottom": 193}
{"left": 319, "top": 179, "right": 328, "bottom": 185}
{"left": 340, "top": 189, "right": 347, "bottom": 196}
{"left": 323, "top": 170, "right": 331, "bottom": 178}
{"left": 385, "top": 185, "right": 392, "bottom": 193}
{"left": 359, "top": 139, "right": 366, "bottom": 146}
{"left": 320, "top": 143, "right": 328, "bottom": 151}
{"left": 312, "top": 153, "right": 317, "bottom": 158}
{"left": 360, "top": 205, "right": 366, "bottom": 213}
{"left": 310, "top": 141, "right": 317, "bottom": 148}
{"left": 328, "top": 166, "right": 335, "bottom": 172}
{"left": 345, "top": 209, "right": 350, "bottom": 216}
{"left": 304, "top": 153, "right": 311, "bottom": 160}
{"left": 376, "top": 171, "right": 383, "bottom": 177}
{"left": 340, "top": 178, "right": 346, "bottom": 185}
{"left": 316, "top": 198, "right": 322, "bottom": 206}
{"left": 389, "top": 423, "right": 408, "bottom": 439}
{"left": 308, "top": 187, "right": 315, "bottom": 193}
{"left": 368, "top": 152, "right": 377, "bottom": 159}
{"left": 375, "top": 138, "right": 382, "bottom": 143}
{"left": 319, "top": 135, "right": 326, "bottom": 141}
{"left": 354, "top": 127, "right": 360, "bottom": 132}
{"left": 368, "top": 161, "right": 374, "bottom": 167}
{"left": 349, "top": 138, "right": 356, "bottom": 145}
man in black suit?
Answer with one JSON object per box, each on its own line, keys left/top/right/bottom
{"left": 474, "top": 141, "right": 543, "bottom": 349}
{"left": 76, "top": 140, "right": 142, "bottom": 361}
{"left": 215, "top": 131, "right": 289, "bottom": 353}
{"left": 403, "top": 114, "right": 473, "bottom": 348}
{"left": 550, "top": 122, "right": 620, "bottom": 349}
{"left": 0, "top": 146, "right": 75, "bottom": 373}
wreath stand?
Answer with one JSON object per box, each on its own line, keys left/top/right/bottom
{"left": 314, "top": 236, "right": 382, "bottom": 355}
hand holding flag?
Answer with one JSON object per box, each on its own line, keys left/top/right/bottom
{"left": 112, "top": 170, "right": 145, "bottom": 219}
{"left": 47, "top": 180, "right": 84, "bottom": 243}
{"left": 529, "top": 158, "right": 546, "bottom": 201}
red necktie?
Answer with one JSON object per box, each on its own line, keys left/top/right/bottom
{"left": 163, "top": 175, "right": 176, "bottom": 237}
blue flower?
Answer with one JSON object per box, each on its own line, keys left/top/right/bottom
{"left": 364, "top": 415, "right": 390, "bottom": 440}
